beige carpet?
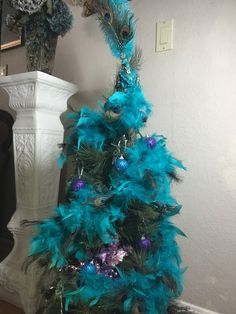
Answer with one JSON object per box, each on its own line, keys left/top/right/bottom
{"left": 0, "top": 301, "right": 24, "bottom": 314}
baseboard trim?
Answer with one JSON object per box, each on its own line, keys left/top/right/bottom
{"left": 179, "top": 300, "right": 221, "bottom": 314}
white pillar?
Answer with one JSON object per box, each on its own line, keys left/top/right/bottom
{"left": 0, "top": 71, "right": 78, "bottom": 314}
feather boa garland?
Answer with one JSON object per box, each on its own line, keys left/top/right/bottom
{"left": 30, "top": 0, "right": 186, "bottom": 313}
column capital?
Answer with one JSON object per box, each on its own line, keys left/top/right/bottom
{"left": 0, "top": 71, "right": 78, "bottom": 114}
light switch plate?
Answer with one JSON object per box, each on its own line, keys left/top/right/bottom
{"left": 0, "top": 65, "right": 8, "bottom": 76}
{"left": 155, "top": 19, "right": 174, "bottom": 52}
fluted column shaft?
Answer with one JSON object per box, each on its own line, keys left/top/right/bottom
{"left": 0, "top": 71, "right": 78, "bottom": 314}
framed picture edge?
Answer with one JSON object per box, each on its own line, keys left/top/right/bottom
{"left": 1, "top": 1, "right": 24, "bottom": 52}
{"left": 1, "top": 37, "right": 22, "bottom": 51}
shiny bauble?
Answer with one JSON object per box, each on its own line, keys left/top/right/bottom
{"left": 115, "top": 156, "right": 128, "bottom": 172}
{"left": 82, "top": 263, "right": 97, "bottom": 275}
{"left": 138, "top": 237, "right": 151, "bottom": 250}
{"left": 71, "top": 178, "right": 85, "bottom": 192}
{"left": 146, "top": 136, "right": 157, "bottom": 149}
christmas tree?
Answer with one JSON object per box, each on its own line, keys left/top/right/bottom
{"left": 29, "top": 1, "right": 187, "bottom": 313}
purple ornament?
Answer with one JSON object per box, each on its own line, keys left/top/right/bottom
{"left": 138, "top": 237, "right": 151, "bottom": 250}
{"left": 71, "top": 178, "right": 85, "bottom": 192}
{"left": 96, "top": 240, "right": 131, "bottom": 278}
{"left": 107, "top": 248, "right": 128, "bottom": 266}
{"left": 115, "top": 156, "right": 128, "bottom": 172}
{"left": 98, "top": 252, "right": 108, "bottom": 263}
{"left": 146, "top": 136, "right": 157, "bottom": 149}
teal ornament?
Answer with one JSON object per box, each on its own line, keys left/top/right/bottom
{"left": 82, "top": 263, "right": 97, "bottom": 275}
{"left": 115, "top": 156, "right": 128, "bottom": 172}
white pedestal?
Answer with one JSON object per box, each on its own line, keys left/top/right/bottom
{"left": 0, "top": 72, "right": 78, "bottom": 314}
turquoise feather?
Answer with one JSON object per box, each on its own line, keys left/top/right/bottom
{"left": 29, "top": 0, "right": 186, "bottom": 313}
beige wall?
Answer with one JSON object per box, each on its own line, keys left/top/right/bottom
{"left": 1, "top": 1, "right": 236, "bottom": 313}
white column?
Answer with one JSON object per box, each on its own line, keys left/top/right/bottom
{"left": 0, "top": 71, "right": 78, "bottom": 314}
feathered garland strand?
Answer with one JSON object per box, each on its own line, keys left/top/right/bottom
{"left": 29, "top": 1, "right": 187, "bottom": 313}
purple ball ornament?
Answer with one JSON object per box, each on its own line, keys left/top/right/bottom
{"left": 138, "top": 236, "right": 151, "bottom": 250}
{"left": 71, "top": 178, "right": 85, "bottom": 192}
{"left": 115, "top": 156, "right": 128, "bottom": 172}
{"left": 146, "top": 136, "right": 157, "bottom": 149}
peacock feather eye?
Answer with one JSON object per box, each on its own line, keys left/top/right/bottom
{"left": 120, "top": 26, "right": 130, "bottom": 40}
{"left": 103, "top": 10, "right": 113, "bottom": 23}
{"left": 117, "top": 4, "right": 122, "bottom": 12}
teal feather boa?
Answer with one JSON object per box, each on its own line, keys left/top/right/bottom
{"left": 30, "top": 0, "right": 186, "bottom": 313}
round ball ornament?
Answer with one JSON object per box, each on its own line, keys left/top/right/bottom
{"left": 115, "top": 156, "right": 128, "bottom": 172}
{"left": 146, "top": 136, "right": 157, "bottom": 149}
{"left": 82, "top": 263, "right": 97, "bottom": 275}
{"left": 71, "top": 178, "right": 85, "bottom": 192}
{"left": 138, "top": 236, "right": 151, "bottom": 250}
